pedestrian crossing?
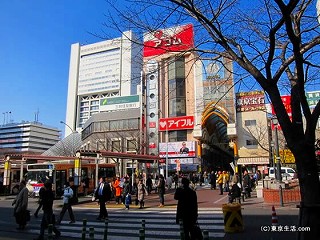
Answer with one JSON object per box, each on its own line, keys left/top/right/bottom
{"left": 25, "top": 209, "right": 225, "bottom": 239}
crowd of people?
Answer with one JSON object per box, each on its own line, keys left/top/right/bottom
{"left": 10, "top": 169, "right": 262, "bottom": 239}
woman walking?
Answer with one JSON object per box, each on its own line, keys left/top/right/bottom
{"left": 12, "top": 180, "right": 29, "bottom": 230}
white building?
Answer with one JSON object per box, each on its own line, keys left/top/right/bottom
{"left": 64, "top": 31, "right": 142, "bottom": 136}
{"left": 0, "top": 122, "right": 60, "bottom": 154}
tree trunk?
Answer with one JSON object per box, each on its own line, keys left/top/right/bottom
{"left": 294, "top": 144, "right": 320, "bottom": 239}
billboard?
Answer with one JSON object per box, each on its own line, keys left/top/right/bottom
{"left": 143, "top": 24, "right": 194, "bottom": 57}
{"left": 159, "top": 116, "right": 194, "bottom": 131}
{"left": 236, "top": 91, "right": 266, "bottom": 112}
{"left": 100, "top": 95, "right": 140, "bottom": 111}
{"left": 159, "top": 141, "right": 196, "bottom": 158}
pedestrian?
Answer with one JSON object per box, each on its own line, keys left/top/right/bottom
{"left": 203, "top": 171, "right": 208, "bottom": 185}
{"left": 173, "top": 174, "right": 179, "bottom": 189}
{"left": 228, "top": 182, "right": 241, "bottom": 203}
{"left": 174, "top": 177, "right": 198, "bottom": 240}
{"left": 209, "top": 171, "right": 216, "bottom": 190}
{"left": 81, "top": 176, "right": 90, "bottom": 196}
{"left": 146, "top": 175, "right": 153, "bottom": 194}
{"left": 34, "top": 185, "right": 45, "bottom": 218}
{"left": 217, "top": 171, "right": 223, "bottom": 195}
{"left": 232, "top": 172, "right": 239, "bottom": 184}
{"left": 57, "top": 182, "right": 75, "bottom": 224}
{"left": 122, "top": 177, "right": 131, "bottom": 209}
{"left": 157, "top": 174, "right": 165, "bottom": 207}
{"left": 223, "top": 171, "right": 230, "bottom": 192}
{"left": 94, "top": 177, "right": 112, "bottom": 220}
{"left": 12, "top": 180, "right": 29, "bottom": 230}
{"left": 137, "top": 178, "right": 148, "bottom": 209}
{"left": 33, "top": 181, "right": 61, "bottom": 240}
{"left": 166, "top": 175, "right": 173, "bottom": 190}
{"left": 113, "top": 176, "right": 122, "bottom": 204}
{"left": 243, "top": 170, "right": 252, "bottom": 198}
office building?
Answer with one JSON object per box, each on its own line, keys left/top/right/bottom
{"left": 64, "top": 31, "right": 142, "bottom": 135}
{"left": 0, "top": 122, "right": 60, "bottom": 154}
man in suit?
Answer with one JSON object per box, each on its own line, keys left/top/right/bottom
{"left": 95, "top": 177, "right": 111, "bottom": 220}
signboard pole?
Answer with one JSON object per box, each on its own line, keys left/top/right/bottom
{"left": 165, "top": 125, "right": 168, "bottom": 180}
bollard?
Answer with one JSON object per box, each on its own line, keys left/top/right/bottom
{"left": 203, "top": 230, "right": 209, "bottom": 240}
{"left": 222, "top": 203, "right": 244, "bottom": 233}
{"left": 89, "top": 227, "right": 94, "bottom": 240}
{"left": 82, "top": 219, "right": 87, "bottom": 240}
{"left": 179, "top": 219, "right": 185, "bottom": 240}
{"left": 279, "top": 185, "right": 284, "bottom": 207}
{"left": 141, "top": 219, "right": 146, "bottom": 229}
{"left": 47, "top": 224, "right": 53, "bottom": 240}
{"left": 139, "top": 228, "right": 145, "bottom": 240}
{"left": 103, "top": 219, "right": 108, "bottom": 240}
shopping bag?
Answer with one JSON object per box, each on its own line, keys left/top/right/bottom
{"left": 192, "top": 223, "right": 203, "bottom": 240}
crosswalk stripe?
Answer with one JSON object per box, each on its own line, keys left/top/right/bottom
{"left": 25, "top": 209, "right": 226, "bottom": 239}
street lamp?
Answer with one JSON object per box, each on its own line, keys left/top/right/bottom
{"left": 60, "top": 120, "right": 76, "bottom": 134}
{"left": 271, "top": 117, "right": 282, "bottom": 182}
{"left": 60, "top": 120, "right": 78, "bottom": 156}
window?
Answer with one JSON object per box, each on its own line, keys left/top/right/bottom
{"left": 112, "top": 140, "right": 121, "bottom": 152}
{"left": 127, "top": 139, "right": 137, "bottom": 152}
{"left": 244, "top": 120, "right": 256, "bottom": 126}
{"left": 168, "top": 130, "right": 187, "bottom": 142}
{"left": 246, "top": 139, "right": 258, "bottom": 146}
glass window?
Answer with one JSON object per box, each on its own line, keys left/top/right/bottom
{"left": 127, "top": 139, "right": 137, "bottom": 152}
{"left": 245, "top": 120, "right": 257, "bottom": 126}
{"left": 91, "top": 100, "right": 99, "bottom": 105}
{"left": 246, "top": 139, "right": 258, "bottom": 146}
{"left": 112, "top": 140, "right": 121, "bottom": 152}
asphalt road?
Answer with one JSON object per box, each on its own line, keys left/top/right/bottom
{"left": 0, "top": 185, "right": 301, "bottom": 240}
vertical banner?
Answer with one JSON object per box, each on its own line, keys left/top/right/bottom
{"left": 3, "top": 158, "right": 11, "bottom": 186}
{"left": 74, "top": 157, "right": 81, "bottom": 186}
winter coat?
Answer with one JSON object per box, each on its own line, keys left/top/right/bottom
{"left": 13, "top": 187, "right": 29, "bottom": 214}
{"left": 113, "top": 179, "right": 122, "bottom": 197}
{"left": 174, "top": 186, "right": 198, "bottom": 225}
{"left": 217, "top": 174, "right": 223, "bottom": 184}
{"left": 137, "top": 183, "right": 147, "bottom": 201}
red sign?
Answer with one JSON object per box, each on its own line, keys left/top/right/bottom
{"left": 271, "top": 95, "right": 292, "bottom": 129}
{"left": 159, "top": 116, "right": 194, "bottom": 131}
{"left": 143, "top": 24, "right": 194, "bottom": 57}
{"left": 149, "top": 122, "right": 156, "bottom": 128}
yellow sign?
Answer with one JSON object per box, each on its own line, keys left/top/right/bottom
{"left": 274, "top": 149, "right": 295, "bottom": 164}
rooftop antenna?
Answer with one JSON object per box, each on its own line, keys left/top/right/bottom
{"left": 35, "top": 108, "right": 40, "bottom": 122}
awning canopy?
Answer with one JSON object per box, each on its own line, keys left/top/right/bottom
{"left": 237, "top": 157, "right": 269, "bottom": 165}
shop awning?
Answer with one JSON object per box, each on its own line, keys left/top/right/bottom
{"left": 237, "top": 157, "right": 269, "bottom": 165}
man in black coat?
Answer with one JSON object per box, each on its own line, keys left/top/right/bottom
{"left": 95, "top": 177, "right": 111, "bottom": 220}
{"left": 34, "top": 182, "right": 60, "bottom": 240}
{"left": 174, "top": 177, "right": 198, "bottom": 240}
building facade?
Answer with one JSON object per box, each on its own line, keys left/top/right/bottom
{"left": 64, "top": 31, "right": 142, "bottom": 135}
{"left": 0, "top": 122, "right": 60, "bottom": 154}
{"left": 235, "top": 91, "right": 270, "bottom": 174}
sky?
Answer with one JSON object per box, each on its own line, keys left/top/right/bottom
{"left": 0, "top": 0, "right": 116, "bottom": 132}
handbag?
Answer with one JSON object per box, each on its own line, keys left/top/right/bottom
{"left": 192, "top": 222, "right": 203, "bottom": 240}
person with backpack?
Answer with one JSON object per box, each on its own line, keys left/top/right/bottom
{"left": 56, "top": 182, "right": 75, "bottom": 224}
{"left": 95, "top": 177, "right": 112, "bottom": 220}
